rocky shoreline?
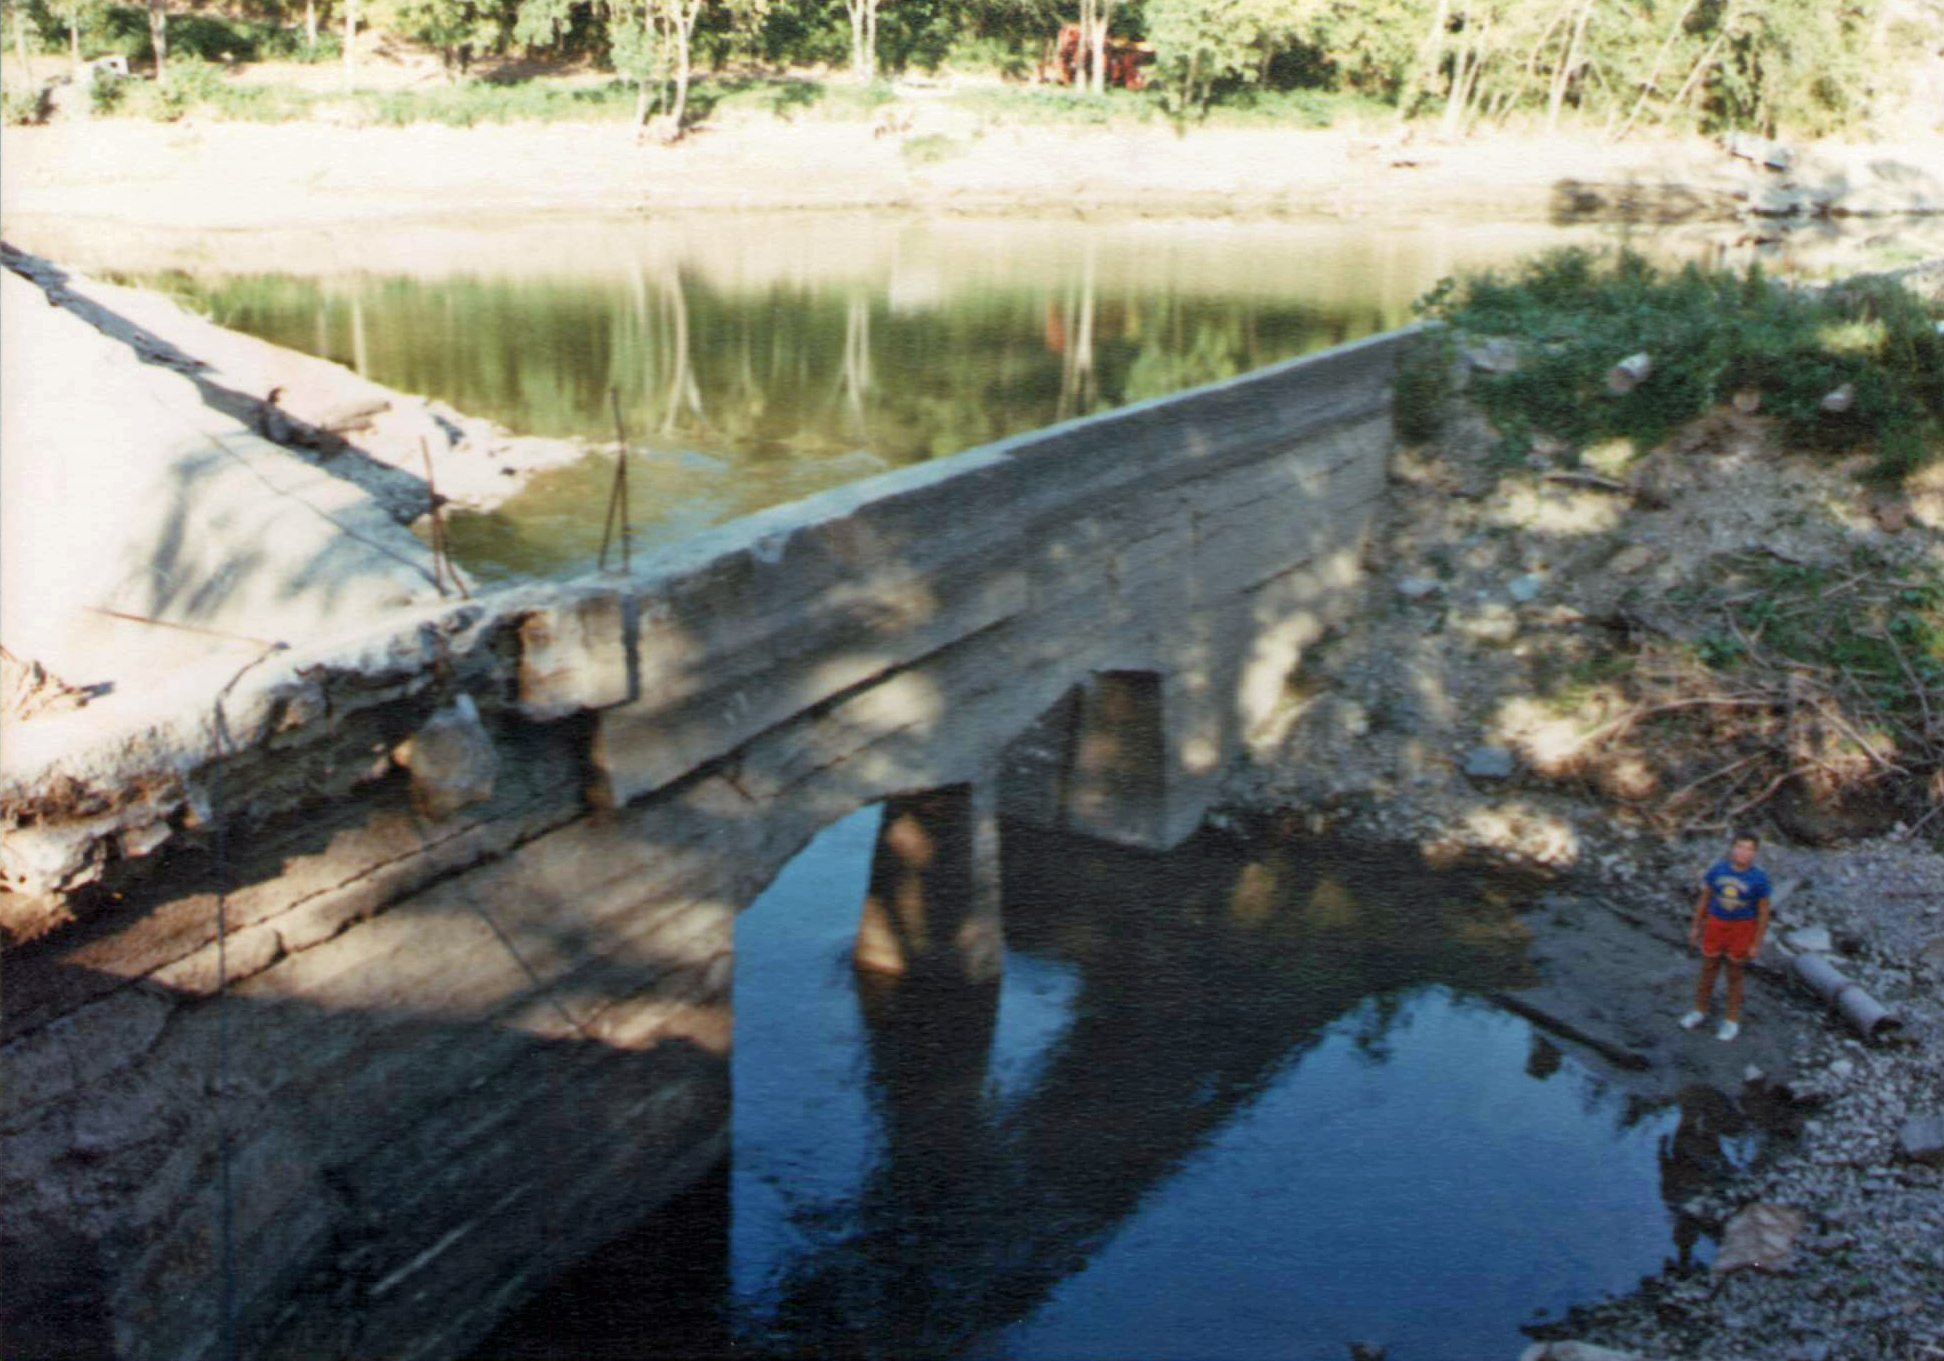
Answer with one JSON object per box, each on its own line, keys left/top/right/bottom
{"left": 1228, "top": 322, "right": 1944, "bottom": 1359}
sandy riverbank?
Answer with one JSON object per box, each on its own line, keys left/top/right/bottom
{"left": 5, "top": 112, "right": 1943, "bottom": 239}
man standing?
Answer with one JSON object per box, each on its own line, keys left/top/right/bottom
{"left": 1680, "top": 831, "right": 1772, "bottom": 1041}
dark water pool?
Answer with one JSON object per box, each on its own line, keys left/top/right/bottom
{"left": 475, "top": 811, "right": 1761, "bottom": 1361}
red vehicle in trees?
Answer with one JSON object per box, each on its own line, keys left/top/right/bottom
{"left": 1039, "top": 22, "right": 1156, "bottom": 91}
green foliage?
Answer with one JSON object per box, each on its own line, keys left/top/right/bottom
{"left": 1415, "top": 247, "right": 1944, "bottom": 483}
{"left": 946, "top": 81, "right": 1156, "bottom": 127}
{"left": 1691, "top": 548, "right": 1944, "bottom": 725}
{"left": 1392, "top": 328, "right": 1455, "bottom": 444}
{"left": 377, "top": 0, "right": 500, "bottom": 65}
{"left": 900, "top": 130, "right": 964, "bottom": 163}
{"left": 1145, "top": 0, "right": 1288, "bottom": 115}
{"left": 1201, "top": 84, "right": 1388, "bottom": 127}
{"left": 89, "top": 64, "right": 124, "bottom": 110}
{"left": 1708, "top": 0, "right": 1883, "bottom": 138}
{"left": 3, "top": 84, "right": 46, "bottom": 124}
{"left": 357, "top": 77, "right": 637, "bottom": 124}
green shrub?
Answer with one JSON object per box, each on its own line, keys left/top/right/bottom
{"left": 357, "top": 79, "right": 637, "bottom": 127}
{"left": 946, "top": 82, "right": 1157, "bottom": 128}
{"left": 1413, "top": 248, "right": 1944, "bottom": 483}
{"left": 941, "top": 33, "right": 1036, "bottom": 80}
{"left": 3, "top": 86, "right": 46, "bottom": 125}
{"left": 90, "top": 69, "right": 127, "bottom": 114}
{"left": 901, "top": 131, "right": 963, "bottom": 165}
{"left": 1392, "top": 328, "right": 1456, "bottom": 445}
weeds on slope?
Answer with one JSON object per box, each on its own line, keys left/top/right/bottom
{"left": 1401, "top": 248, "right": 1944, "bottom": 485}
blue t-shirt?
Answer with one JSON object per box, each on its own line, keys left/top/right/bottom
{"left": 1703, "top": 860, "right": 1771, "bottom": 922}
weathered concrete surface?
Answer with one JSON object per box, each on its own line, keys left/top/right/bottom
{"left": 0, "top": 244, "right": 589, "bottom": 740}
{"left": 0, "top": 259, "right": 441, "bottom": 691}
{"left": 2, "top": 312, "right": 1411, "bottom": 1360}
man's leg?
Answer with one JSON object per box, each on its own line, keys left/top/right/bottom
{"left": 1724, "top": 957, "right": 1745, "bottom": 1022}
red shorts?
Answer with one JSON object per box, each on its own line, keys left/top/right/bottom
{"left": 1702, "top": 915, "right": 1759, "bottom": 960}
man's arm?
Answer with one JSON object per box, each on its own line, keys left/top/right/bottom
{"left": 1751, "top": 895, "right": 1771, "bottom": 956}
{"left": 1689, "top": 881, "right": 1712, "bottom": 946}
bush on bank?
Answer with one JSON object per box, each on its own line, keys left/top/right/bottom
{"left": 1404, "top": 248, "right": 1944, "bottom": 485}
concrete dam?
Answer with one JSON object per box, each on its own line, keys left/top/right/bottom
{"left": 1, "top": 320, "right": 1412, "bottom": 1360}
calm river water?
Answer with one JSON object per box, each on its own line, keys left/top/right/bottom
{"left": 471, "top": 811, "right": 1759, "bottom": 1361}
{"left": 128, "top": 213, "right": 1665, "bottom": 581}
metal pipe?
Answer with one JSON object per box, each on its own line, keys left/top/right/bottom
{"left": 1788, "top": 950, "right": 1902, "bottom": 1041}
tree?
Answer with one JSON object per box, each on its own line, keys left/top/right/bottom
{"left": 390, "top": 0, "right": 493, "bottom": 73}
{"left": 6, "top": 0, "right": 32, "bottom": 86}
{"left": 50, "top": 0, "right": 99, "bottom": 66}
{"left": 844, "top": 0, "right": 887, "bottom": 78}
{"left": 1076, "top": 0, "right": 1110, "bottom": 94}
{"left": 1147, "top": 0, "right": 1301, "bottom": 113}
{"left": 147, "top": 0, "right": 167, "bottom": 78}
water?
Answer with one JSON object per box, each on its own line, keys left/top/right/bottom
{"left": 674, "top": 811, "right": 1742, "bottom": 1361}
{"left": 123, "top": 214, "right": 1646, "bottom": 582}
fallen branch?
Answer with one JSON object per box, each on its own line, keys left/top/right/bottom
{"left": 1813, "top": 698, "right": 1905, "bottom": 775}
{"left": 1663, "top": 751, "right": 1763, "bottom": 806}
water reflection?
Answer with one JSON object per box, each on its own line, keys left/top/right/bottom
{"left": 119, "top": 215, "right": 1639, "bottom": 581}
{"left": 467, "top": 813, "right": 1754, "bottom": 1361}
{"left": 725, "top": 821, "right": 1707, "bottom": 1361}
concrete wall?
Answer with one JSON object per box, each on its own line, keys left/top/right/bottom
{"left": 0, "top": 325, "right": 1412, "bottom": 1361}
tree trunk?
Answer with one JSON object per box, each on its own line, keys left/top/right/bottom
{"left": 305, "top": 0, "right": 317, "bottom": 50}
{"left": 147, "top": 0, "right": 167, "bottom": 80}
{"left": 863, "top": 0, "right": 876, "bottom": 82}
{"left": 1440, "top": 37, "right": 1472, "bottom": 137}
{"left": 12, "top": 3, "right": 32, "bottom": 88}
{"left": 1612, "top": 0, "right": 1699, "bottom": 142}
{"left": 68, "top": 14, "right": 78, "bottom": 67}
{"left": 342, "top": 0, "right": 356, "bottom": 85}
{"left": 1409, "top": 0, "right": 1448, "bottom": 117}
{"left": 1089, "top": 0, "right": 1113, "bottom": 94}
{"left": 666, "top": 2, "right": 691, "bottom": 133}
{"left": 1547, "top": 0, "right": 1594, "bottom": 133}
{"left": 847, "top": 0, "right": 865, "bottom": 79}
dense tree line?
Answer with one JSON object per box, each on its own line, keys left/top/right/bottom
{"left": 8, "top": 0, "right": 1933, "bottom": 139}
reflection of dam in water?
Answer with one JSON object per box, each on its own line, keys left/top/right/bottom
{"left": 477, "top": 816, "right": 1718, "bottom": 1361}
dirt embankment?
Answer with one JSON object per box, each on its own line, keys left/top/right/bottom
{"left": 4, "top": 93, "right": 1944, "bottom": 235}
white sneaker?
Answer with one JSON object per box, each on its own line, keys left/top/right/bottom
{"left": 1716, "top": 1019, "right": 1740, "bottom": 1042}
{"left": 1679, "top": 1010, "right": 1707, "bottom": 1030}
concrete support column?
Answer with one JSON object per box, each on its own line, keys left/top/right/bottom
{"left": 1063, "top": 671, "right": 1167, "bottom": 847}
{"left": 855, "top": 782, "right": 1004, "bottom": 983}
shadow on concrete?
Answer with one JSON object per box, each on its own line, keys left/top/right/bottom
{"left": 3, "top": 242, "right": 429, "bottom": 518}
{"left": 1, "top": 954, "right": 730, "bottom": 1361}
